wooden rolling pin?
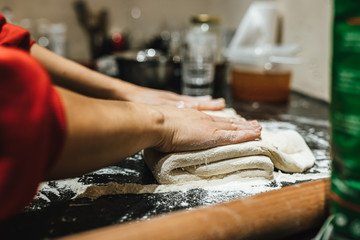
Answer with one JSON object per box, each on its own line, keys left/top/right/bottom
{"left": 58, "top": 179, "right": 330, "bottom": 240}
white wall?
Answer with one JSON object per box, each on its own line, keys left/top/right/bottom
{"left": 278, "top": 0, "right": 332, "bottom": 102}
{"left": 0, "top": 0, "right": 254, "bottom": 60}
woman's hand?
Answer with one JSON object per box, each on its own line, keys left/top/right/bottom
{"left": 115, "top": 85, "right": 226, "bottom": 111}
{"left": 152, "top": 105, "right": 262, "bottom": 153}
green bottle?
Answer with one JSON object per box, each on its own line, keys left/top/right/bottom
{"left": 329, "top": 0, "right": 360, "bottom": 239}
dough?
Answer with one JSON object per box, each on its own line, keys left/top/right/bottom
{"left": 143, "top": 109, "right": 315, "bottom": 184}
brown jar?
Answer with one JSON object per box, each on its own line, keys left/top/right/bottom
{"left": 231, "top": 63, "right": 291, "bottom": 102}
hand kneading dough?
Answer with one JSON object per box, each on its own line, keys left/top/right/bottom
{"left": 143, "top": 109, "right": 315, "bottom": 184}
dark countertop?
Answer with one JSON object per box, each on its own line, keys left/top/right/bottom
{"left": 0, "top": 91, "right": 331, "bottom": 240}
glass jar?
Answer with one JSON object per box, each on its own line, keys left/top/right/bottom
{"left": 189, "top": 14, "right": 223, "bottom": 63}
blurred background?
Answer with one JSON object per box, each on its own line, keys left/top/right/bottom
{"left": 0, "top": 0, "right": 331, "bottom": 102}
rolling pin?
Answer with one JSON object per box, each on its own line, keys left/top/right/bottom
{"left": 58, "top": 178, "right": 330, "bottom": 240}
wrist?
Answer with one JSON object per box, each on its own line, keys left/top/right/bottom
{"left": 143, "top": 105, "right": 166, "bottom": 149}
{"left": 108, "top": 78, "right": 142, "bottom": 101}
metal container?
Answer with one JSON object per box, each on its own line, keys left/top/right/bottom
{"left": 114, "top": 49, "right": 177, "bottom": 90}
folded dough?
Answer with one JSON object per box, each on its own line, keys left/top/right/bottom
{"left": 143, "top": 109, "right": 315, "bottom": 184}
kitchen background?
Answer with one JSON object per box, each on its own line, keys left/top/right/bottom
{"left": 1, "top": 0, "right": 331, "bottom": 101}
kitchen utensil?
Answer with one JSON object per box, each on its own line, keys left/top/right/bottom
{"left": 114, "top": 49, "right": 177, "bottom": 90}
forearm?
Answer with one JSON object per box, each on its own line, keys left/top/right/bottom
{"left": 30, "top": 44, "right": 226, "bottom": 111}
{"left": 30, "top": 43, "right": 137, "bottom": 100}
{"left": 48, "top": 87, "right": 163, "bottom": 179}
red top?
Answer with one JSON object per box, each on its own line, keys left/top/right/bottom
{"left": 0, "top": 14, "right": 66, "bottom": 222}
{"left": 0, "top": 15, "right": 35, "bottom": 51}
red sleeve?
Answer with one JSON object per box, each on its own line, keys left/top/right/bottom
{"left": 0, "top": 14, "right": 35, "bottom": 51}
{"left": 0, "top": 46, "right": 66, "bottom": 222}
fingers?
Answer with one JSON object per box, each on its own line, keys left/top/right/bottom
{"left": 215, "top": 120, "right": 262, "bottom": 132}
{"left": 249, "top": 120, "right": 262, "bottom": 131}
{"left": 210, "top": 117, "right": 262, "bottom": 147}
{"left": 199, "top": 107, "right": 261, "bottom": 133}
{"left": 214, "top": 128, "right": 262, "bottom": 146}
{"left": 209, "top": 115, "right": 246, "bottom": 124}
{"left": 197, "top": 98, "right": 225, "bottom": 110}
{"left": 175, "top": 96, "right": 225, "bottom": 111}
{"left": 208, "top": 115, "right": 262, "bottom": 131}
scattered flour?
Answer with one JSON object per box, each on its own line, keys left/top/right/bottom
{"left": 92, "top": 166, "right": 140, "bottom": 176}
{"left": 36, "top": 178, "right": 90, "bottom": 203}
{"left": 279, "top": 114, "right": 330, "bottom": 127}
{"left": 75, "top": 171, "right": 329, "bottom": 201}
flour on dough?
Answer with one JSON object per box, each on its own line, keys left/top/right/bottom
{"left": 143, "top": 109, "right": 315, "bottom": 184}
